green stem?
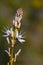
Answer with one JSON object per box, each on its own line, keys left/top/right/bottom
{"left": 10, "top": 47, "right": 14, "bottom": 65}
{"left": 10, "top": 28, "right": 17, "bottom": 65}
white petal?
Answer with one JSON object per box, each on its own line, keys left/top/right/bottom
{"left": 16, "top": 49, "right": 21, "bottom": 56}
{"left": 15, "top": 49, "right": 21, "bottom": 60}
{"left": 6, "top": 37, "right": 10, "bottom": 44}
{"left": 3, "top": 35, "right": 8, "bottom": 37}
{"left": 10, "top": 28, "right": 13, "bottom": 34}
{"left": 18, "top": 35, "right": 22, "bottom": 38}
{"left": 6, "top": 29, "right": 10, "bottom": 35}
{"left": 18, "top": 38, "right": 25, "bottom": 43}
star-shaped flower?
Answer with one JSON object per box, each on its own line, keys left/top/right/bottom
{"left": 15, "top": 30, "right": 25, "bottom": 43}
{"left": 3, "top": 27, "right": 13, "bottom": 37}
{"left": 2, "top": 27, "right": 14, "bottom": 44}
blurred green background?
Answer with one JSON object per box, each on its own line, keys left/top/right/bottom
{"left": 0, "top": 0, "right": 43, "bottom": 65}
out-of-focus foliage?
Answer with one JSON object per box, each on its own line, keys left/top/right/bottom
{"left": 0, "top": 0, "right": 43, "bottom": 65}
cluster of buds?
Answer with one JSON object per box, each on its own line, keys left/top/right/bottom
{"left": 13, "top": 8, "right": 23, "bottom": 28}
{"left": 2, "top": 8, "right": 25, "bottom": 65}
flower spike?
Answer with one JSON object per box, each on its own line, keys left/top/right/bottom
{"left": 15, "top": 30, "right": 25, "bottom": 43}
{"left": 2, "top": 8, "right": 25, "bottom": 65}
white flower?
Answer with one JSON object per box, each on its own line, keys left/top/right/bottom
{"left": 3, "top": 29, "right": 10, "bottom": 37}
{"left": 3, "top": 27, "right": 13, "bottom": 37}
{"left": 16, "top": 31, "right": 25, "bottom": 43}
{"left": 2, "top": 27, "right": 14, "bottom": 44}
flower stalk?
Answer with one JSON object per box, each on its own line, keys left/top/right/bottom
{"left": 2, "top": 8, "right": 25, "bottom": 65}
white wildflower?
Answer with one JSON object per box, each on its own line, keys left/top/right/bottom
{"left": 3, "top": 27, "right": 13, "bottom": 37}
{"left": 16, "top": 30, "right": 25, "bottom": 43}
{"left": 3, "top": 27, "right": 14, "bottom": 44}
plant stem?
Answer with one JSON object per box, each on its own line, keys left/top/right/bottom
{"left": 10, "top": 30, "right": 15, "bottom": 65}
{"left": 10, "top": 28, "right": 17, "bottom": 65}
{"left": 10, "top": 47, "right": 14, "bottom": 65}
